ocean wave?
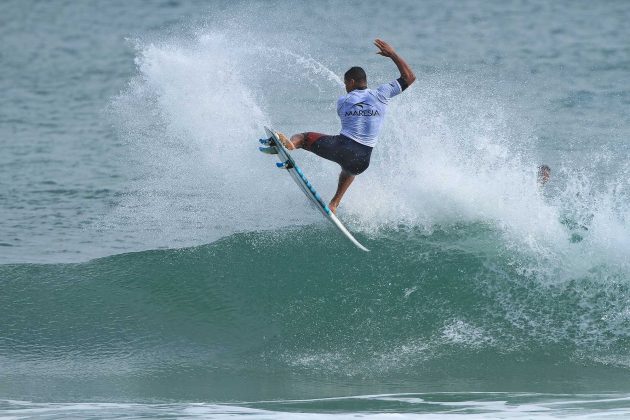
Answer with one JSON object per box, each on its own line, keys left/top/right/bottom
{"left": 2, "top": 226, "right": 629, "bottom": 397}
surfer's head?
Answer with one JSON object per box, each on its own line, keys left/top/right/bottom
{"left": 537, "top": 164, "right": 551, "bottom": 186}
{"left": 344, "top": 67, "right": 367, "bottom": 92}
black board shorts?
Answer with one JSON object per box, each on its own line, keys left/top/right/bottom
{"left": 303, "top": 132, "right": 373, "bottom": 175}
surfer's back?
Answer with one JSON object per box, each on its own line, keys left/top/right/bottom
{"left": 336, "top": 79, "right": 403, "bottom": 147}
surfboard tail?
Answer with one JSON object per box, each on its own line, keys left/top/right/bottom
{"left": 328, "top": 213, "right": 370, "bottom": 252}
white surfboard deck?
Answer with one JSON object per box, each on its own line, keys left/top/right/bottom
{"left": 262, "top": 126, "right": 369, "bottom": 252}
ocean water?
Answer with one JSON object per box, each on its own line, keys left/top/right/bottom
{"left": 1, "top": 0, "right": 630, "bottom": 418}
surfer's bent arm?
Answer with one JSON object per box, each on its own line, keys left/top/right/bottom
{"left": 374, "top": 38, "right": 416, "bottom": 90}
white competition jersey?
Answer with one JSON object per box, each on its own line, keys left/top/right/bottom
{"left": 337, "top": 79, "right": 402, "bottom": 147}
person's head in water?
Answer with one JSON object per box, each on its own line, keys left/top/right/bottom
{"left": 344, "top": 67, "right": 367, "bottom": 92}
{"left": 537, "top": 164, "right": 551, "bottom": 186}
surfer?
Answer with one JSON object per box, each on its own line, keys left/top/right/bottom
{"left": 277, "top": 39, "right": 415, "bottom": 213}
{"left": 537, "top": 165, "right": 551, "bottom": 186}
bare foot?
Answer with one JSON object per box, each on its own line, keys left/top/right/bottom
{"left": 276, "top": 132, "right": 295, "bottom": 150}
{"left": 328, "top": 201, "right": 338, "bottom": 214}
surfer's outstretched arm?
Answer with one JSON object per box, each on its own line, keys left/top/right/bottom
{"left": 329, "top": 170, "right": 355, "bottom": 214}
{"left": 374, "top": 39, "right": 416, "bottom": 88}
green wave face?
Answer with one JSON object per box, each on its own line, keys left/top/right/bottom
{"left": 2, "top": 225, "right": 629, "bottom": 401}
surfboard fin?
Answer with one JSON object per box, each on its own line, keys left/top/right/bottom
{"left": 276, "top": 161, "right": 293, "bottom": 169}
{"left": 259, "top": 146, "right": 278, "bottom": 155}
{"left": 259, "top": 137, "right": 272, "bottom": 145}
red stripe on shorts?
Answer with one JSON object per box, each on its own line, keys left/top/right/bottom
{"left": 304, "top": 132, "right": 326, "bottom": 150}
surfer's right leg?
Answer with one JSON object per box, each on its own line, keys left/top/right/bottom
{"left": 277, "top": 132, "right": 315, "bottom": 150}
{"left": 299, "top": 132, "right": 329, "bottom": 150}
{"left": 288, "top": 133, "right": 306, "bottom": 149}
{"left": 277, "top": 132, "right": 326, "bottom": 150}
{"left": 274, "top": 132, "right": 299, "bottom": 150}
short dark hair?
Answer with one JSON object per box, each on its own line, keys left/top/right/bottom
{"left": 344, "top": 66, "right": 367, "bottom": 83}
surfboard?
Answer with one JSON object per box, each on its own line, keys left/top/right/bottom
{"left": 259, "top": 126, "right": 369, "bottom": 252}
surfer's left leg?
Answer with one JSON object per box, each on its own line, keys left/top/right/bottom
{"left": 329, "top": 170, "right": 355, "bottom": 214}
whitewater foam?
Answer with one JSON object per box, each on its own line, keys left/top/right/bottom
{"left": 107, "top": 25, "right": 628, "bottom": 280}
{"left": 5, "top": 393, "right": 630, "bottom": 419}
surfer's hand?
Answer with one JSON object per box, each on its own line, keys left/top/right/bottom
{"left": 374, "top": 39, "right": 396, "bottom": 57}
